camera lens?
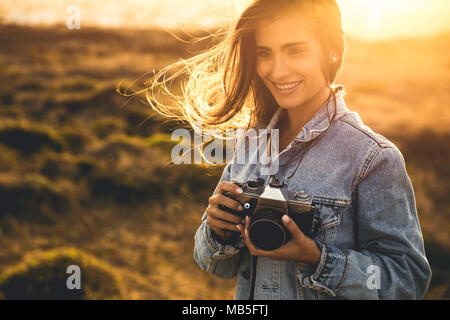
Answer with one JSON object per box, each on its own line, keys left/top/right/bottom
{"left": 247, "top": 181, "right": 260, "bottom": 188}
{"left": 248, "top": 208, "right": 286, "bottom": 251}
{"left": 246, "top": 180, "right": 262, "bottom": 193}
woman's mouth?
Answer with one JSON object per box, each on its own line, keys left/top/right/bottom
{"left": 272, "top": 81, "right": 303, "bottom": 95}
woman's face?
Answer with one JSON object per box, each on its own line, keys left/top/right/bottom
{"left": 255, "top": 11, "right": 329, "bottom": 111}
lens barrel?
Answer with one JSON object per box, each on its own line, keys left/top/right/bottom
{"left": 248, "top": 208, "right": 287, "bottom": 251}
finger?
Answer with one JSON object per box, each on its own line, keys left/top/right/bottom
{"left": 210, "top": 194, "right": 244, "bottom": 212}
{"left": 281, "top": 215, "right": 304, "bottom": 241}
{"left": 217, "top": 181, "right": 243, "bottom": 196}
{"left": 208, "top": 206, "right": 242, "bottom": 225}
{"left": 207, "top": 215, "right": 240, "bottom": 233}
{"left": 236, "top": 224, "right": 244, "bottom": 237}
{"left": 244, "top": 215, "right": 250, "bottom": 241}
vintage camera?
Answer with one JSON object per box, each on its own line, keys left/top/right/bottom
{"left": 219, "top": 177, "right": 320, "bottom": 251}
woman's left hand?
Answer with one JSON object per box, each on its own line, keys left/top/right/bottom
{"left": 237, "top": 215, "right": 321, "bottom": 266}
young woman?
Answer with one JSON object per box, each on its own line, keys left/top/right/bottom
{"left": 146, "top": 0, "right": 431, "bottom": 299}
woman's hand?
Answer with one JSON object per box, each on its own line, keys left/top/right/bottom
{"left": 238, "top": 215, "right": 321, "bottom": 266}
{"left": 205, "top": 181, "right": 245, "bottom": 241}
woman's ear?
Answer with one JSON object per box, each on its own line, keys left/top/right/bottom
{"left": 329, "top": 50, "right": 338, "bottom": 63}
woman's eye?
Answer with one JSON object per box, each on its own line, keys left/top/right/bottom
{"left": 288, "top": 48, "right": 303, "bottom": 55}
{"left": 257, "top": 50, "right": 271, "bottom": 58}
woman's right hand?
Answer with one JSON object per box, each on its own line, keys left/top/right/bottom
{"left": 205, "top": 181, "right": 245, "bottom": 241}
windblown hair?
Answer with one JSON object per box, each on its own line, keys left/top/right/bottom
{"left": 124, "top": 0, "right": 345, "bottom": 163}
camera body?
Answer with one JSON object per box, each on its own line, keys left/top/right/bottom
{"left": 219, "top": 177, "right": 321, "bottom": 251}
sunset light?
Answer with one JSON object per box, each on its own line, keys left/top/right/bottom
{"left": 0, "top": 0, "right": 448, "bottom": 302}
{"left": 0, "top": 0, "right": 449, "bottom": 40}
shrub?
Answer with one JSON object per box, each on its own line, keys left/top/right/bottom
{"left": 423, "top": 240, "right": 450, "bottom": 299}
{"left": 63, "top": 86, "right": 122, "bottom": 114}
{"left": 62, "top": 97, "right": 86, "bottom": 113}
{"left": 16, "top": 79, "right": 42, "bottom": 91}
{"left": 60, "top": 78, "right": 95, "bottom": 92}
{"left": 0, "top": 144, "right": 21, "bottom": 173}
{"left": 0, "top": 247, "right": 124, "bottom": 299}
{"left": 76, "top": 157, "right": 98, "bottom": 180}
{"left": 39, "top": 152, "right": 79, "bottom": 180}
{"left": 84, "top": 86, "right": 120, "bottom": 110}
{"left": 89, "top": 134, "right": 149, "bottom": 158}
{"left": 0, "top": 90, "right": 14, "bottom": 105}
{"left": 154, "top": 164, "right": 222, "bottom": 201}
{"left": 144, "top": 133, "right": 177, "bottom": 153}
{"left": 91, "top": 174, "right": 161, "bottom": 203}
{"left": 93, "top": 117, "right": 126, "bottom": 139}
{"left": 59, "top": 126, "right": 91, "bottom": 153}
{"left": 0, "top": 121, "right": 64, "bottom": 155}
{"left": 0, "top": 173, "right": 73, "bottom": 220}
{"left": 122, "top": 107, "right": 160, "bottom": 137}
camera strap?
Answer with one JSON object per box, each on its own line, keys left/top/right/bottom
{"left": 266, "top": 88, "right": 339, "bottom": 183}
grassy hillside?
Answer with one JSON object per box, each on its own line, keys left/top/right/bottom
{"left": 0, "top": 23, "right": 448, "bottom": 299}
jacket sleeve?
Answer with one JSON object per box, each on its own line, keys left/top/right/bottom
{"left": 296, "top": 146, "right": 432, "bottom": 299}
{"left": 193, "top": 162, "right": 246, "bottom": 279}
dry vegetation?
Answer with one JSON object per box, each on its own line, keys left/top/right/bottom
{"left": 0, "top": 23, "right": 448, "bottom": 299}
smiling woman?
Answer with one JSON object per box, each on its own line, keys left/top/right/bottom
{"left": 142, "top": 0, "right": 432, "bottom": 300}
{"left": 144, "top": 1, "right": 345, "bottom": 139}
{"left": 254, "top": 8, "right": 343, "bottom": 146}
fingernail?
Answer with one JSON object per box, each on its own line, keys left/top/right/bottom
{"left": 236, "top": 225, "right": 242, "bottom": 232}
{"left": 236, "top": 187, "right": 243, "bottom": 193}
{"left": 282, "top": 215, "right": 290, "bottom": 224}
{"left": 238, "top": 205, "right": 244, "bottom": 211}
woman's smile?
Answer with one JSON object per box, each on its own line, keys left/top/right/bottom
{"left": 271, "top": 80, "right": 303, "bottom": 95}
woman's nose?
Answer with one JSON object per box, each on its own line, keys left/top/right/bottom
{"left": 269, "top": 55, "right": 291, "bottom": 81}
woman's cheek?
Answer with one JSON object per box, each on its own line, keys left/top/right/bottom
{"left": 256, "top": 60, "right": 271, "bottom": 79}
{"left": 291, "top": 57, "right": 314, "bottom": 74}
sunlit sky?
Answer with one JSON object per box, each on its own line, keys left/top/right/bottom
{"left": 1, "top": 0, "right": 449, "bottom": 41}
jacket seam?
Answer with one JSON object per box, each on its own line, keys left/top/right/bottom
{"left": 203, "top": 221, "right": 220, "bottom": 252}
{"left": 352, "top": 145, "right": 384, "bottom": 191}
{"left": 335, "top": 117, "right": 395, "bottom": 196}
{"left": 335, "top": 249, "right": 349, "bottom": 292}
{"left": 337, "top": 118, "right": 388, "bottom": 148}
{"left": 312, "top": 244, "right": 329, "bottom": 282}
{"left": 311, "top": 196, "right": 351, "bottom": 207}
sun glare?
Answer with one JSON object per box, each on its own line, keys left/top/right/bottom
{"left": 0, "top": 0, "right": 449, "bottom": 40}
{"left": 337, "top": 0, "right": 450, "bottom": 40}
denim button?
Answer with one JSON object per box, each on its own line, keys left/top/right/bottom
{"left": 242, "top": 269, "right": 250, "bottom": 279}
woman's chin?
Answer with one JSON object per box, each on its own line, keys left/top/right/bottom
{"left": 276, "top": 98, "right": 307, "bottom": 110}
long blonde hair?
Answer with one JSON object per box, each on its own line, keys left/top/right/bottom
{"left": 122, "top": 0, "right": 345, "bottom": 163}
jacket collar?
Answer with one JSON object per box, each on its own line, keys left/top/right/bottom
{"left": 266, "top": 85, "right": 348, "bottom": 144}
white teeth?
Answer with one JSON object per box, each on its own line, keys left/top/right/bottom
{"left": 273, "top": 81, "right": 301, "bottom": 90}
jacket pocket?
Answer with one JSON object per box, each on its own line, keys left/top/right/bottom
{"left": 313, "top": 197, "right": 347, "bottom": 246}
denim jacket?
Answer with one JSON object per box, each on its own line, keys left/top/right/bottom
{"left": 193, "top": 87, "right": 432, "bottom": 300}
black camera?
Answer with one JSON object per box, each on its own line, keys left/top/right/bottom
{"left": 218, "top": 177, "right": 320, "bottom": 251}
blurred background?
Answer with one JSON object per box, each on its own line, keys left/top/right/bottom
{"left": 0, "top": 0, "right": 448, "bottom": 299}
